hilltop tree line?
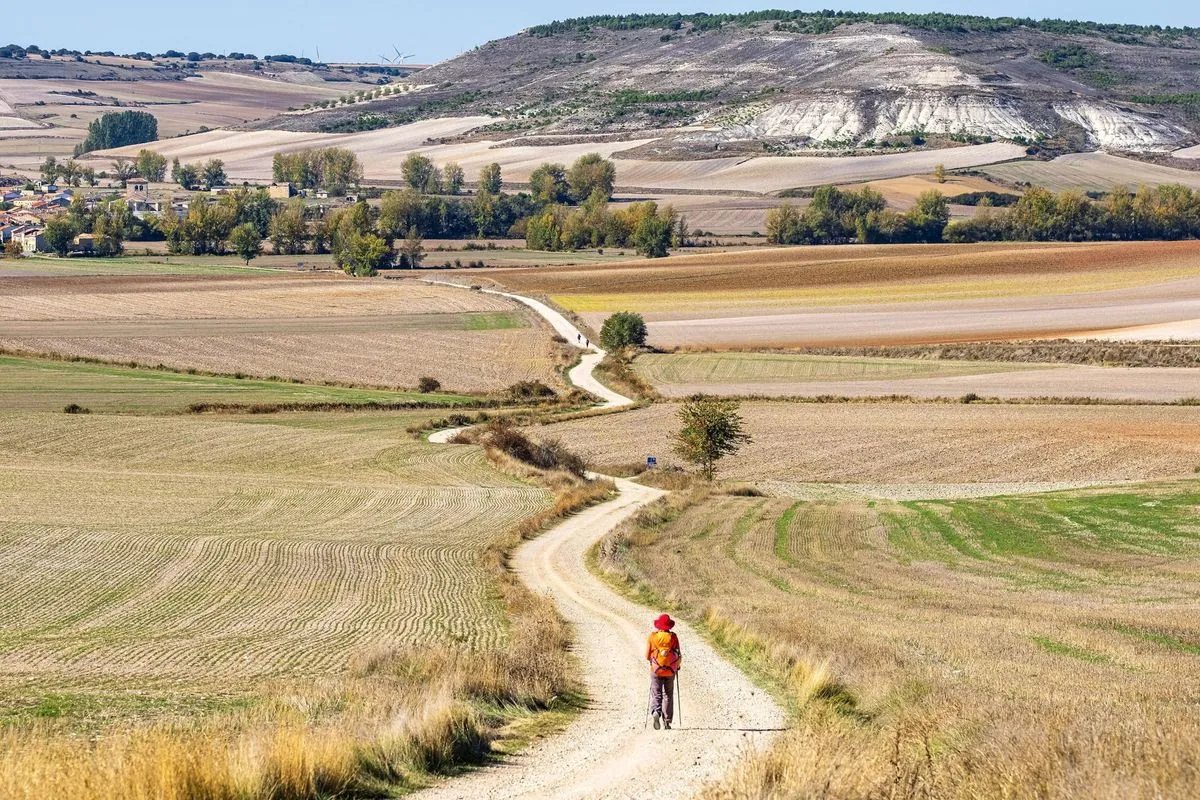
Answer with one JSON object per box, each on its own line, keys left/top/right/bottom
{"left": 767, "top": 184, "right": 1200, "bottom": 245}
{"left": 0, "top": 44, "right": 313, "bottom": 63}
{"left": 529, "top": 11, "right": 1196, "bottom": 40}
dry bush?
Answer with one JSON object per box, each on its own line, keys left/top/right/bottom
{"left": 458, "top": 421, "right": 589, "bottom": 477}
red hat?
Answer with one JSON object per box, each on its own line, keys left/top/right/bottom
{"left": 653, "top": 614, "right": 675, "bottom": 631}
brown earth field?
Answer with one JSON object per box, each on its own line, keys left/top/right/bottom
{"left": 538, "top": 402, "right": 1200, "bottom": 489}
{"left": 0, "top": 72, "right": 351, "bottom": 166}
{"left": 634, "top": 352, "right": 1200, "bottom": 403}
{"left": 0, "top": 275, "right": 564, "bottom": 393}
{"left": 453, "top": 240, "right": 1200, "bottom": 347}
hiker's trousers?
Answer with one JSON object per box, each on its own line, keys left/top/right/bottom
{"left": 649, "top": 673, "right": 675, "bottom": 722}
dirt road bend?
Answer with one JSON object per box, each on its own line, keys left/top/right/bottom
{"left": 422, "top": 281, "right": 785, "bottom": 798}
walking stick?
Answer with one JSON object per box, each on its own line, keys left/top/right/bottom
{"left": 675, "top": 670, "right": 682, "bottom": 729}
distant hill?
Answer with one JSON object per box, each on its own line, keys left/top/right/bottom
{"left": 266, "top": 10, "right": 1200, "bottom": 156}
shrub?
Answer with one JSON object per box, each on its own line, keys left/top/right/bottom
{"left": 476, "top": 422, "right": 587, "bottom": 477}
{"left": 506, "top": 380, "right": 557, "bottom": 402}
{"left": 599, "top": 311, "right": 648, "bottom": 350}
{"left": 63, "top": 403, "right": 90, "bottom": 414}
{"left": 960, "top": 392, "right": 981, "bottom": 404}
{"left": 417, "top": 376, "right": 442, "bottom": 394}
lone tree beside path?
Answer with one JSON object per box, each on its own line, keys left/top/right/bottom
{"left": 672, "top": 394, "right": 752, "bottom": 480}
{"left": 600, "top": 311, "right": 647, "bottom": 350}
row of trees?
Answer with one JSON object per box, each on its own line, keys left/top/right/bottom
{"left": 525, "top": 195, "right": 682, "bottom": 257}
{"left": 767, "top": 186, "right": 950, "bottom": 245}
{"left": 43, "top": 198, "right": 132, "bottom": 256}
{"left": 170, "top": 158, "right": 227, "bottom": 191}
{"left": 272, "top": 148, "right": 363, "bottom": 195}
{"left": 151, "top": 187, "right": 278, "bottom": 255}
{"left": 765, "top": 183, "right": 1200, "bottom": 246}
{"left": 944, "top": 184, "right": 1200, "bottom": 242}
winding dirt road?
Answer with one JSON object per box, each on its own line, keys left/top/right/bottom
{"left": 423, "top": 282, "right": 784, "bottom": 798}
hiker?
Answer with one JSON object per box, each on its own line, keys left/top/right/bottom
{"left": 646, "top": 613, "right": 681, "bottom": 730}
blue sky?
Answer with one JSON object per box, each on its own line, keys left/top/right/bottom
{"left": 10, "top": 1, "right": 1200, "bottom": 64}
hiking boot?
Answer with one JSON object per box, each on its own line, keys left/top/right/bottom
{"left": 652, "top": 713, "right": 661, "bottom": 730}
{"left": 663, "top": 721, "right": 672, "bottom": 730}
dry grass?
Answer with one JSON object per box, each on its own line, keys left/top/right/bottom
{"left": 543, "top": 401, "right": 1200, "bottom": 485}
{"left": 0, "top": 276, "right": 565, "bottom": 393}
{"left": 600, "top": 485, "right": 1200, "bottom": 798}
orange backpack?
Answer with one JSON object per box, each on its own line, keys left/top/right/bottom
{"left": 650, "top": 632, "right": 680, "bottom": 677}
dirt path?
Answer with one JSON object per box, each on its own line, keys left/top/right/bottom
{"left": 423, "top": 282, "right": 784, "bottom": 798}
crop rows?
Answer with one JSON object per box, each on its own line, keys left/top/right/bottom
{"left": 0, "top": 413, "right": 550, "bottom": 690}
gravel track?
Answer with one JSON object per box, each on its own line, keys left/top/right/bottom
{"left": 424, "top": 284, "right": 784, "bottom": 799}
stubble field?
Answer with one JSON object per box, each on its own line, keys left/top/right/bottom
{"left": 632, "top": 351, "right": 1200, "bottom": 402}
{"left": 0, "top": 409, "right": 550, "bottom": 723}
{"left": 0, "top": 275, "right": 565, "bottom": 392}
{"left": 542, "top": 401, "right": 1200, "bottom": 490}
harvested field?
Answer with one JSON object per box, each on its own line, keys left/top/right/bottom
{"left": 461, "top": 240, "right": 1200, "bottom": 347}
{"left": 0, "top": 72, "right": 350, "bottom": 162}
{"left": 0, "top": 354, "right": 476, "bottom": 413}
{"left": 0, "top": 276, "right": 564, "bottom": 393}
{"left": 982, "top": 151, "right": 1200, "bottom": 193}
{"left": 0, "top": 410, "right": 550, "bottom": 714}
{"left": 541, "top": 402, "right": 1200, "bottom": 485}
{"left": 633, "top": 352, "right": 1200, "bottom": 402}
{"left": 92, "top": 121, "right": 1024, "bottom": 193}
{"left": 605, "top": 483, "right": 1200, "bottom": 798}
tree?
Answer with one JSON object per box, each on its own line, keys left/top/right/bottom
{"left": 58, "top": 159, "right": 82, "bottom": 187}
{"left": 269, "top": 200, "right": 309, "bottom": 255}
{"left": 402, "top": 153, "right": 436, "bottom": 193}
{"left": 174, "top": 161, "right": 199, "bottom": 191}
{"left": 934, "top": 163, "right": 946, "bottom": 184}
{"left": 342, "top": 233, "right": 391, "bottom": 276}
{"left": 631, "top": 202, "right": 675, "bottom": 258}
{"left": 91, "top": 199, "right": 130, "bottom": 256}
{"left": 111, "top": 158, "right": 138, "bottom": 187}
{"left": 530, "top": 162, "right": 568, "bottom": 206}
{"left": 471, "top": 189, "right": 499, "bottom": 238}
{"left": 479, "top": 162, "right": 502, "bottom": 194}
{"left": 905, "top": 190, "right": 950, "bottom": 243}
{"left": 201, "top": 159, "right": 226, "bottom": 190}
{"left": 567, "top": 153, "right": 616, "bottom": 203}
{"left": 230, "top": 222, "right": 263, "bottom": 265}
{"left": 80, "top": 166, "right": 97, "bottom": 187}
{"left": 377, "top": 189, "right": 422, "bottom": 238}
{"left": 766, "top": 203, "right": 805, "bottom": 244}
{"left": 43, "top": 216, "right": 76, "bottom": 256}
{"left": 40, "top": 156, "right": 59, "bottom": 185}
{"left": 135, "top": 149, "right": 168, "bottom": 181}
{"left": 672, "top": 394, "right": 752, "bottom": 480}
{"left": 401, "top": 226, "right": 424, "bottom": 268}
{"left": 443, "top": 162, "right": 465, "bottom": 195}
{"left": 3, "top": 239, "right": 22, "bottom": 258}
{"left": 599, "top": 311, "right": 647, "bottom": 350}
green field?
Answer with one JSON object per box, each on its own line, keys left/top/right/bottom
{"left": 0, "top": 354, "right": 480, "bottom": 413}
{"left": 0, "top": 254, "right": 305, "bottom": 277}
